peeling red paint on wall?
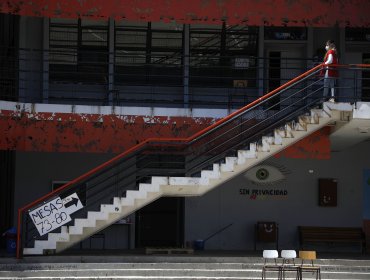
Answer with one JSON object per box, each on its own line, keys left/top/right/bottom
{"left": 1, "top": 108, "right": 331, "bottom": 158}
{"left": 1, "top": 0, "right": 370, "bottom": 27}
{"left": 0, "top": 110, "right": 216, "bottom": 153}
{"left": 274, "top": 126, "right": 331, "bottom": 160}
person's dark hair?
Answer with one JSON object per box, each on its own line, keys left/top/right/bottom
{"left": 326, "top": 40, "right": 336, "bottom": 50}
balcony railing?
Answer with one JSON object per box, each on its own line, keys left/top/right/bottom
{"left": 1, "top": 46, "right": 370, "bottom": 108}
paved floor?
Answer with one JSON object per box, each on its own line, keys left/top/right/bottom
{"left": 1, "top": 248, "right": 370, "bottom": 264}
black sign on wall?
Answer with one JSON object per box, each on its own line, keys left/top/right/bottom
{"left": 319, "top": 178, "right": 337, "bottom": 207}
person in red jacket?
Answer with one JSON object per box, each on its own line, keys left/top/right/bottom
{"left": 322, "top": 40, "right": 339, "bottom": 102}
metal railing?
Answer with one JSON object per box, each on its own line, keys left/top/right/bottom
{"left": 16, "top": 63, "right": 333, "bottom": 258}
{"left": 2, "top": 46, "right": 370, "bottom": 108}
{"left": 9, "top": 53, "right": 370, "bottom": 257}
{"left": 0, "top": 46, "right": 333, "bottom": 108}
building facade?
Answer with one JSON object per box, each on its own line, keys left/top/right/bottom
{"left": 1, "top": 0, "right": 370, "bottom": 253}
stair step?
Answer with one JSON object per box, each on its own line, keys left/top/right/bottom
{"left": 145, "top": 247, "right": 194, "bottom": 255}
{"left": 220, "top": 157, "right": 238, "bottom": 172}
{"left": 87, "top": 211, "right": 109, "bottom": 221}
{"left": 126, "top": 189, "right": 147, "bottom": 199}
{"left": 101, "top": 204, "right": 122, "bottom": 214}
{"left": 169, "top": 177, "right": 202, "bottom": 185}
{"left": 22, "top": 247, "right": 43, "bottom": 255}
{"left": 3, "top": 257, "right": 370, "bottom": 279}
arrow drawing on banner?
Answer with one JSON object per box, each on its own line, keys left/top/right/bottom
{"left": 62, "top": 193, "right": 84, "bottom": 216}
{"left": 64, "top": 196, "right": 79, "bottom": 208}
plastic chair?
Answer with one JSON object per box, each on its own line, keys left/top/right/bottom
{"left": 262, "top": 249, "right": 282, "bottom": 280}
{"left": 281, "top": 250, "right": 299, "bottom": 280}
{"left": 298, "top": 251, "right": 321, "bottom": 280}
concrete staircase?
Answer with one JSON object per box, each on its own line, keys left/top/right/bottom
{"left": 1, "top": 255, "right": 370, "bottom": 279}
{"left": 23, "top": 107, "right": 342, "bottom": 256}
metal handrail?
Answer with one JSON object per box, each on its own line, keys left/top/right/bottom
{"left": 2, "top": 45, "right": 321, "bottom": 107}
{"left": 16, "top": 63, "right": 323, "bottom": 206}
{"left": 16, "top": 63, "right": 370, "bottom": 258}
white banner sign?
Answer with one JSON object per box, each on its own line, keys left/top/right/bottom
{"left": 29, "top": 193, "right": 83, "bottom": 236}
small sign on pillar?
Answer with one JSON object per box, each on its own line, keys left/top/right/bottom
{"left": 319, "top": 178, "right": 337, "bottom": 207}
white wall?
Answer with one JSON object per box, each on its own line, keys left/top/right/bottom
{"left": 184, "top": 140, "right": 369, "bottom": 251}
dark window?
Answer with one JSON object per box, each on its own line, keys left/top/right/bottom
{"left": 266, "top": 51, "right": 281, "bottom": 110}
{"left": 0, "top": 13, "right": 19, "bottom": 101}
{"left": 115, "top": 21, "right": 183, "bottom": 86}
{"left": 190, "top": 24, "right": 258, "bottom": 87}
{"left": 345, "top": 28, "right": 370, "bottom": 42}
{"left": 264, "top": 26, "right": 307, "bottom": 41}
{"left": 49, "top": 18, "right": 108, "bottom": 84}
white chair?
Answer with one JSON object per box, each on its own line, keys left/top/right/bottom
{"left": 262, "top": 250, "right": 282, "bottom": 280}
{"left": 281, "top": 249, "right": 297, "bottom": 264}
{"left": 281, "top": 250, "right": 299, "bottom": 280}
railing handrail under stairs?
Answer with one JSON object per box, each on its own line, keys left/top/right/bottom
{"left": 17, "top": 63, "right": 370, "bottom": 258}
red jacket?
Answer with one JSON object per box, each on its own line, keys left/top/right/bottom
{"left": 323, "top": 49, "right": 338, "bottom": 77}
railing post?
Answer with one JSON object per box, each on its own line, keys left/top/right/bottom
{"left": 108, "top": 17, "right": 115, "bottom": 106}
{"left": 183, "top": 24, "right": 190, "bottom": 109}
{"left": 16, "top": 209, "right": 22, "bottom": 259}
{"left": 257, "top": 26, "right": 265, "bottom": 97}
{"left": 354, "top": 67, "right": 358, "bottom": 104}
{"left": 42, "top": 18, "right": 49, "bottom": 103}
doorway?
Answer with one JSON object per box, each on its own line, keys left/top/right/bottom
{"left": 264, "top": 45, "right": 306, "bottom": 109}
{"left": 265, "top": 46, "right": 306, "bottom": 91}
{"left": 135, "top": 197, "right": 184, "bottom": 248}
{"left": 0, "top": 151, "right": 15, "bottom": 249}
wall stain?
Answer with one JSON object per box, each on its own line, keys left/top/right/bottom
{"left": 274, "top": 126, "right": 331, "bottom": 159}
{"left": 0, "top": 109, "right": 331, "bottom": 158}
{"left": 0, "top": 110, "right": 216, "bottom": 153}
{"left": 0, "top": 0, "right": 369, "bottom": 27}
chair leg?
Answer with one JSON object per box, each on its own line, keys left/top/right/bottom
{"left": 262, "top": 267, "right": 283, "bottom": 280}
{"left": 279, "top": 268, "right": 283, "bottom": 280}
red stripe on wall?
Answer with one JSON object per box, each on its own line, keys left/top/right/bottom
{"left": 274, "top": 126, "right": 331, "bottom": 160}
{"left": 1, "top": 109, "right": 331, "bottom": 158}
{"left": 1, "top": 0, "right": 370, "bottom": 27}
{"left": 0, "top": 110, "right": 216, "bottom": 153}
